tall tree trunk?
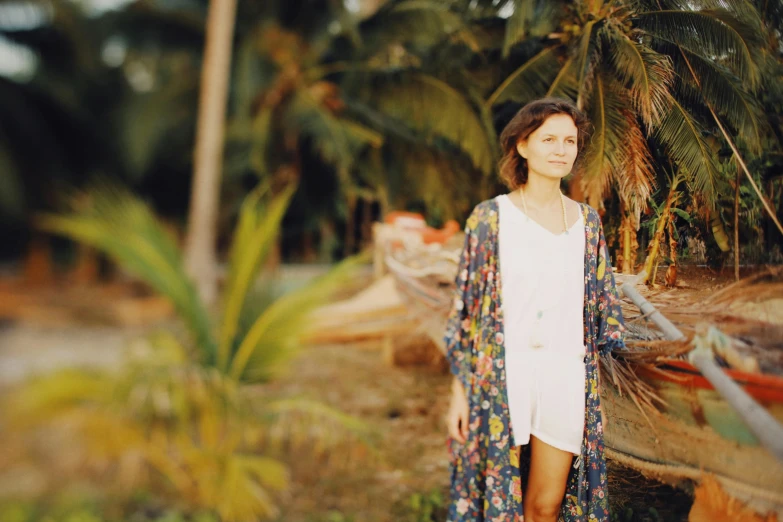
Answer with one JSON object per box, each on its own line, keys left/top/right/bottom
{"left": 183, "top": 0, "right": 238, "bottom": 307}
{"left": 643, "top": 189, "right": 676, "bottom": 285}
{"left": 734, "top": 165, "right": 741, "bottom": 281}
{"left": 619, "top": 213, "right": 637, "bottom": 274}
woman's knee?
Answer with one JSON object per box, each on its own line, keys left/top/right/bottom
{"left": 527, "top": 494, "right": 562, "bottom": 520}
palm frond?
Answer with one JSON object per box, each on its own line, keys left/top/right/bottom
{"left": 635, "top": 9, "right": 761, "bottom": 87}
{"left": 670, "top": 46, "right": 765, "bottom": 153}
{"left": 229, "top": 250, "right": 371, "bottom": 383}
{"left": 356, "top": 70, "right": 498, "bottom": 175}
{"left": 655, "top": 99, "right": 721, "bottom": 208}
{"left": 36, "top": 187, "right": 216, "bottom": 360}
{"left": 284, "top": 88, "right": 382, "bottom": 178}
{"left": 573, "top": 20, "right": 600, "bottom": 107}
{"left": 603, "top": 27, "right": 674, "bottom": 128}
{"left": 545, "top": 56, "right": 579, "bottom": 99}
{"left": 654, "top": 0, "right": 762, "bottom": 24}
{"left": 357, "top": 0, "right": 467, "bottom": 57}
{"left": 502, "top": 0, "right": 560, "bottom": 57}
{"left": 485, "top": 46, "right": 563, "bottom": 106}
{"left": 582, "top": 75, "right": 632, "bottom": 208}
{"left": 218, "top": 183, "right": 297, "bottom": 372}
{"left": 616, "top": 115, "right": 657, "bottom": 218}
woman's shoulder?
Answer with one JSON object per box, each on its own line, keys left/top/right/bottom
{"left": 464, "top": 198, "right": 500, "bottom": 233}
{"left": 562, "top": 196, "right": 601, "bottom": 223}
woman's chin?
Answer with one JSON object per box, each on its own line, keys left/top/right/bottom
{"left": 539, "top": 170, "right": 572, "bottom": 181}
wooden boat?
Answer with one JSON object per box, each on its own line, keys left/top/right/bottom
{"left": 372, "top": 220, "right": 783, "bottom": 518}
{"left": 602, "top": 359, "right": 783, "bottom": 517}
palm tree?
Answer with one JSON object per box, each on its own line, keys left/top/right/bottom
{"left": 23, "top": 184, "right": 374, "bottom": 520}
{"left": 481, "top": 0, "right": 771, "bottom": 268}
{"left": 224, "top": 0, "right": 502, "bottom": 255}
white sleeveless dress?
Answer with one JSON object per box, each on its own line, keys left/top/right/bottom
{"left": 497, "top": 193, "right": 586, "bottom": 455}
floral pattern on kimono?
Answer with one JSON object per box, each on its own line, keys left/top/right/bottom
{"left": 443, "top": 198, "right": 626, "bottom": 521}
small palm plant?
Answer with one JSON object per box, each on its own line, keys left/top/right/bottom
{"left": 5, "top": 183, "right": 377, "bottom": 521}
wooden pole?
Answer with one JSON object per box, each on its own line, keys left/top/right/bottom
{"left": 620, "top": 273, "right": 783, "bottom": 463}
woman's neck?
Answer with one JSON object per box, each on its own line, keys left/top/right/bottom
{"left": 519, "top": 173, "right": 562, "bottom": 209}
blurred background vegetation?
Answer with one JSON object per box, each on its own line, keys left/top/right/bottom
{"left": 1, "top": 0, "right": 779, "bottom": 275}
{"left": 0, "top": 0, "right": 782, "bottom": 520}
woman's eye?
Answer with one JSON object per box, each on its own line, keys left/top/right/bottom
{"left": 544, "top": 138, "right": 552, "bottom": 142}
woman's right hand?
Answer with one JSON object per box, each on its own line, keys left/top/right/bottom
{"left": 447, "top": 378, "right": 469, "bottom": 444}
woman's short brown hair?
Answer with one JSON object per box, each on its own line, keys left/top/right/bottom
{"left": 497, "top": 97, "right": 591, "bottom": 190}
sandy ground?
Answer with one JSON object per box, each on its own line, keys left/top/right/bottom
{"left": 0, "top": 322, "right": 692, "bottom": 521}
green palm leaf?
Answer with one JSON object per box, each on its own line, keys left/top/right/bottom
{"left": 502, "top": 0, "right": 560, "bottom": 57}
{"left": 670, "top": 47, "right": 765, "bottom": 153}
{"left": 37, "top": 188, "right": 216, "bottom": 360}
{"left": 655, "top": 99, "right": 721, "bottom": 208}
{"left": 218, "top": 183, "right": 297, "bottom": 371}
{"left": 486, "top": 47, "right": 563, "bottom": 106}
{"left": 357, "top": 0, "right": 467, "bottom": 57}
{"left": 573, "top": 20, "right": 599, "bottom": 106}
{"left": 229, "top": 250, "right": 371, "bottom": 382}
{"left": 284, "top": 88, "right": 383, "bottom": 178}
{"left": 545, "top": 56, "right": 579, "bottom": 99}
{"left": 358, "top": 71, "right": 498, "bottom": 176}
{"left": 635, "top": 9, "right": 761, "bottom": 87}
{"left": 604, "top": 27, "right": 674, "bottom": 127}
{"left": 582, "top": 75, "right": 634, "bottom": 207}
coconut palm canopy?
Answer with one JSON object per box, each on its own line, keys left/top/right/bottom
{"left": 0, "top": 0, "right": 781, "bottom": 264}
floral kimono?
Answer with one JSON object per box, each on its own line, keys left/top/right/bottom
{"left": 444, "top": 198, "right": 626, "bottom": 521}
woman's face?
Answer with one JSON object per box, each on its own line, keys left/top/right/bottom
{"left": 516, "top": 113, "right": 579, "bottom": 181}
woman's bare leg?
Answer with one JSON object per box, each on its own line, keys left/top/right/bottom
{"left": 523, "top": 435, "right": 575, "bottom": 522}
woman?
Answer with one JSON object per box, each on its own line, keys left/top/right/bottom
{"left": 444, "top": 98, "right": 626, "bottom": 522}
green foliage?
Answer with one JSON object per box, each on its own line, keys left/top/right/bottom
{"left": 19, "top": 184, "right": 377, "bottom": 520}
{"left": 37, "top": 184, "right": 367, "bottom": 383}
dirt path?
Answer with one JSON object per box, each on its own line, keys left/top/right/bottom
{"left": 262, "top": 341, "right": 454, "bottom": 522}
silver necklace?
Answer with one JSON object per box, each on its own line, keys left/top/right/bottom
{"left": 519, "top": 186, "right": 570, "bottom": 235}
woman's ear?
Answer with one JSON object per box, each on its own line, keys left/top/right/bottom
{"left": 516, "top": 140, "right": 528, "bottom": 159}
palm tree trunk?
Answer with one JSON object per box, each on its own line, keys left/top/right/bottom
{"left": 183, "top": 0, "right": 238, "bottom": 307}
{"left": 734, "top": 165, "right": 741, "bottom": 281}
{"left": 643, "top": 191, "right": 675, "bottom": 285}
{"left": 619, "top": 213, "right": 637, "bottom": 274}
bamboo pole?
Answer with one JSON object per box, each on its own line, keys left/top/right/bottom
{"left": 620, "top": 272, "right": 783, "bottom": 463}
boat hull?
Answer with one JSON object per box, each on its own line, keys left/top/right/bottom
{"left": 603, "top": 361, "right": 783, "bottom": 517}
